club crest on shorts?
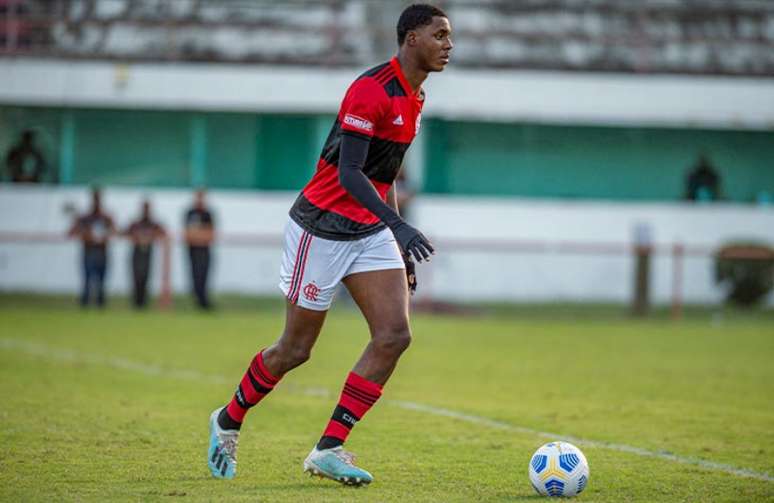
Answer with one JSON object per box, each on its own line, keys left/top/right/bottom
{"left": 303, "top": 282, "right": 320, "bottom": 302}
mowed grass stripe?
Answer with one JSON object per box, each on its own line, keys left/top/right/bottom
{"left": 1, "top": 336, "right": 771, "bottom": 484}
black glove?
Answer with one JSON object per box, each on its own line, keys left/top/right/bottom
{"left": 404, "top": 254, "right": 417, "bottom": 295}
{"left": 390, "top": 220, "right": 434, "bottom": 263}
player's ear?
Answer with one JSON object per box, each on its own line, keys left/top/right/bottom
{"left": 406, "top": 30, "right": 417, "bottom": 47}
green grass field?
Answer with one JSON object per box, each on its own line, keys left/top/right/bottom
{"left": 1, "top": 295, "right": 773, "bottom": 502}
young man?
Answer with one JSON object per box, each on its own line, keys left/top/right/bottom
{"left": 184, "top": 190, "right": 215, "bottom": 309}
{"left": 124, "top": 200, "right": 167, "bottom": 308}
{"left": 208, "top": 4, "right": 452, "bottom": 485}
{"left": 67, "top": 188, "right": 116, "bottom": 308}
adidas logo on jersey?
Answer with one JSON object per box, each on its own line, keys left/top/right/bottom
{"left": 392, "top": 114, "right": 404, "bottom": 126}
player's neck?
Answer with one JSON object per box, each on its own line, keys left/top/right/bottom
{"left": 396, "top": 52, "right": 427, "bottom": 92}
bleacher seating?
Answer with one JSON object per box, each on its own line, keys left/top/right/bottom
{"left": 2, "top": 0, "right": 773, "bottom": 76}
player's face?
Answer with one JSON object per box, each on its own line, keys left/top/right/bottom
{"left": 414, "top": 16, "right": 453, "bottom": 72}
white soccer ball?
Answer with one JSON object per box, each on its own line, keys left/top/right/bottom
{"left": 528, "top": 441, "right": 589, "bottom": 497}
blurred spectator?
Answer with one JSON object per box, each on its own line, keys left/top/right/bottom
{"left": 67, "top": 188, "right": 116, "bottom": 308}
{"left": 184, "top": 190, "right": 215, "bottom": 309}
{"left": 124, "top": 200, "right": 166, "bottom": 309}
{"left": 0, "top": 0, "right": 33, "bottom": 50}
{"left": 5, "top": 130, "right": 47, "bottom": 183}
{"left": 685, "top": 154, "right": 721, "bottom": 201}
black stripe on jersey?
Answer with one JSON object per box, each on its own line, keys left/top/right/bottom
{"left": 375, "top": 67, "right": 395, "bottom": 85}
{"left": 322, "top": 123, "right": 409, "bottom": 186}
{"left": 383, "top": 76, "right": 406, "bottom": 97}
{"left": 361, "top": 61, "right": 390, "bottom": 78}
{"left": 324, "top": 129, "right": 409, "bottom": 185}
{"left": 289, "top": 194, "right": 386, "bottom": 241}
{"left": 373, "top": 66, "right": 394, "bottom": 84}
{"left": 361, "top": 135, "right": 409, "bottom": 184}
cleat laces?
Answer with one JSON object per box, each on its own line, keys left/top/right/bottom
{"left": 218, "top": 431, "right": 239, "bottom": 465}
{"left": 332, "top": 448, "right": 356, "bottom": 467}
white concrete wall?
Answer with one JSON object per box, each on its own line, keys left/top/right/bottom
{"left": 2, "top": 59, "right": 774, "bottom": 130}
{"left": 1, "top": 185, "right": 772, "bottom": 305}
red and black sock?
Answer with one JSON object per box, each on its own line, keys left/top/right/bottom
{"left": 218, "top": 350, "right": 280, "bottom": 430}
{"left": 317, "top": 371, "right": 383, "bottom": 450}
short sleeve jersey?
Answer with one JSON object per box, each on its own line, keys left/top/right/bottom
{"left": 185, "top": 209, "right": 213, "bottom": 230}
{"left": 77, "top": 213, "right": 113, "bottom": 251}
{"left": 185, "top": 208, "right": 213, "bottom": 249}
{"left": 289, "top": 57, "right": 425, "bottom": 240}
{"left": 128, "top": 218, "right": 163, "bottom": 252}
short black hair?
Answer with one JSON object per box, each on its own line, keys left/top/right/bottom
{"left": 397, "top": 4, "right": 447, "bottom": 46}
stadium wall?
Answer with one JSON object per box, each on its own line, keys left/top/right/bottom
{"left": 1, "top": 185, "right": 772, "bottom": 306}
{"left": 2, "top": 105, "right": 774, "bottom": 203}
{"left": 2, "top": 59, "right": 774, "bottom": 203}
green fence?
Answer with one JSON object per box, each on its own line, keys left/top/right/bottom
{"left": 1, "top": 105, "right": 772, "bottom": 202}
{"left": 423, "top": 120, "right": 774, "bottom": 202}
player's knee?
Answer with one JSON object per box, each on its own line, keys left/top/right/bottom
{"left": 284, "top": 344, "right": 312, "bottom": 368}
{"left": 373, "top": 324, "right": 412, "bottom": 357}
{"left": 273, "top": 340, "right": 312, "bottom": 370}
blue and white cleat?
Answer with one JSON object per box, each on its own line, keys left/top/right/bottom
{"left": 303, "top": 446, "right": 374, "bottom": 486}
{"left": 207, "top": 407, "right": 239, "bottom": 479}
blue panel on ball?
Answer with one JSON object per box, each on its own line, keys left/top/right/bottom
{"left": 559, "top": 453, "right": 580, "bottom": 472}
{"left": 531, "top": 454, "right": 548, "bottom": 473}
{"left": 577, "top": 474, "right": 588, "bottom": 493}
{"left": 545, "top": 479, "right": 565, "bottom": 497}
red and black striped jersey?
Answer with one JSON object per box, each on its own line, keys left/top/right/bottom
{"left": 289, "top": 56, "right": 425, "bottom": 241}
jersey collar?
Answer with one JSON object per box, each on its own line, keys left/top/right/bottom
{"left": 390, "top": 56, "right": 423, "bottom": 102}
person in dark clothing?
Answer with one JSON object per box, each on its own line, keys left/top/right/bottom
{"left": 5, "top": 130, "right": 47, "bottom": 183}
{"left": 124, "top": 200, "right": 166, "bottom": 309}
{"left": 685, "top": 154, "right": 722, "bottom": 201}
{"left": 184, "top": 190, "right": 215, "bottom": 309}
{"left": 67, "top": 188, "right": 116, "bottom": 307}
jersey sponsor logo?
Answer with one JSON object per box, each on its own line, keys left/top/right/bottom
{"left": 343, "top": 113, "right": 374, "bottom": 133}
{"left": 392, "top": 114, "right": 404, "bottom": 126}
{"left": 303, "top": 282, "right": 320, "bottom": 302}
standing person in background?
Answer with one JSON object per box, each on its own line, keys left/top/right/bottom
{"left": 685, "top": 154, "right": 722, "bottom": 201}
{"left": 5, "top": 130, "right": 47, "bottom": 183}
{"left": 184, "top": 190, "right": 215, "bottom": 310}
{"left": 125, "top": 200, "right": 167, "bottom": 309}
{"left": 67, "top": 188, "right": 116, "bottom": 308}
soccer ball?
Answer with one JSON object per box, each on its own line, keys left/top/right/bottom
{"left": 528, "top": 441, "right": 589, "bottom": 497}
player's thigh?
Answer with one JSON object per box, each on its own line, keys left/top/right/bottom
{"left": 342, "top": 268, "right": 409, "bottom": 333}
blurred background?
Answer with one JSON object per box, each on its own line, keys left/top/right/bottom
{"left": 1, "top": 0, "right": 773, "bottom": 313}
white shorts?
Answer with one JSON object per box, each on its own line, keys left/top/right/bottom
{"left": 279, "top": 219, "right": 405, "bottom": 311}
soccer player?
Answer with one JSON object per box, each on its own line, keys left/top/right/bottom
{"left": 208, "top": 4, "right": 452, "bottom": 485}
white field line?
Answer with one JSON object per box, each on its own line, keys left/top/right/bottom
{"left": 1, "top": 337, "right": 772, "bottom": 484}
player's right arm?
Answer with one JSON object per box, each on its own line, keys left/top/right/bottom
{"left": 337, "top": 80, "right": 434, "bottom": 262}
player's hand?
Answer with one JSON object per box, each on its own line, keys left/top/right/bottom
{"left": 404, "top": 254, "right": 417, "bottom": 295}
{"left": 390, "top": 221, "right": 434, "bottom": 262}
